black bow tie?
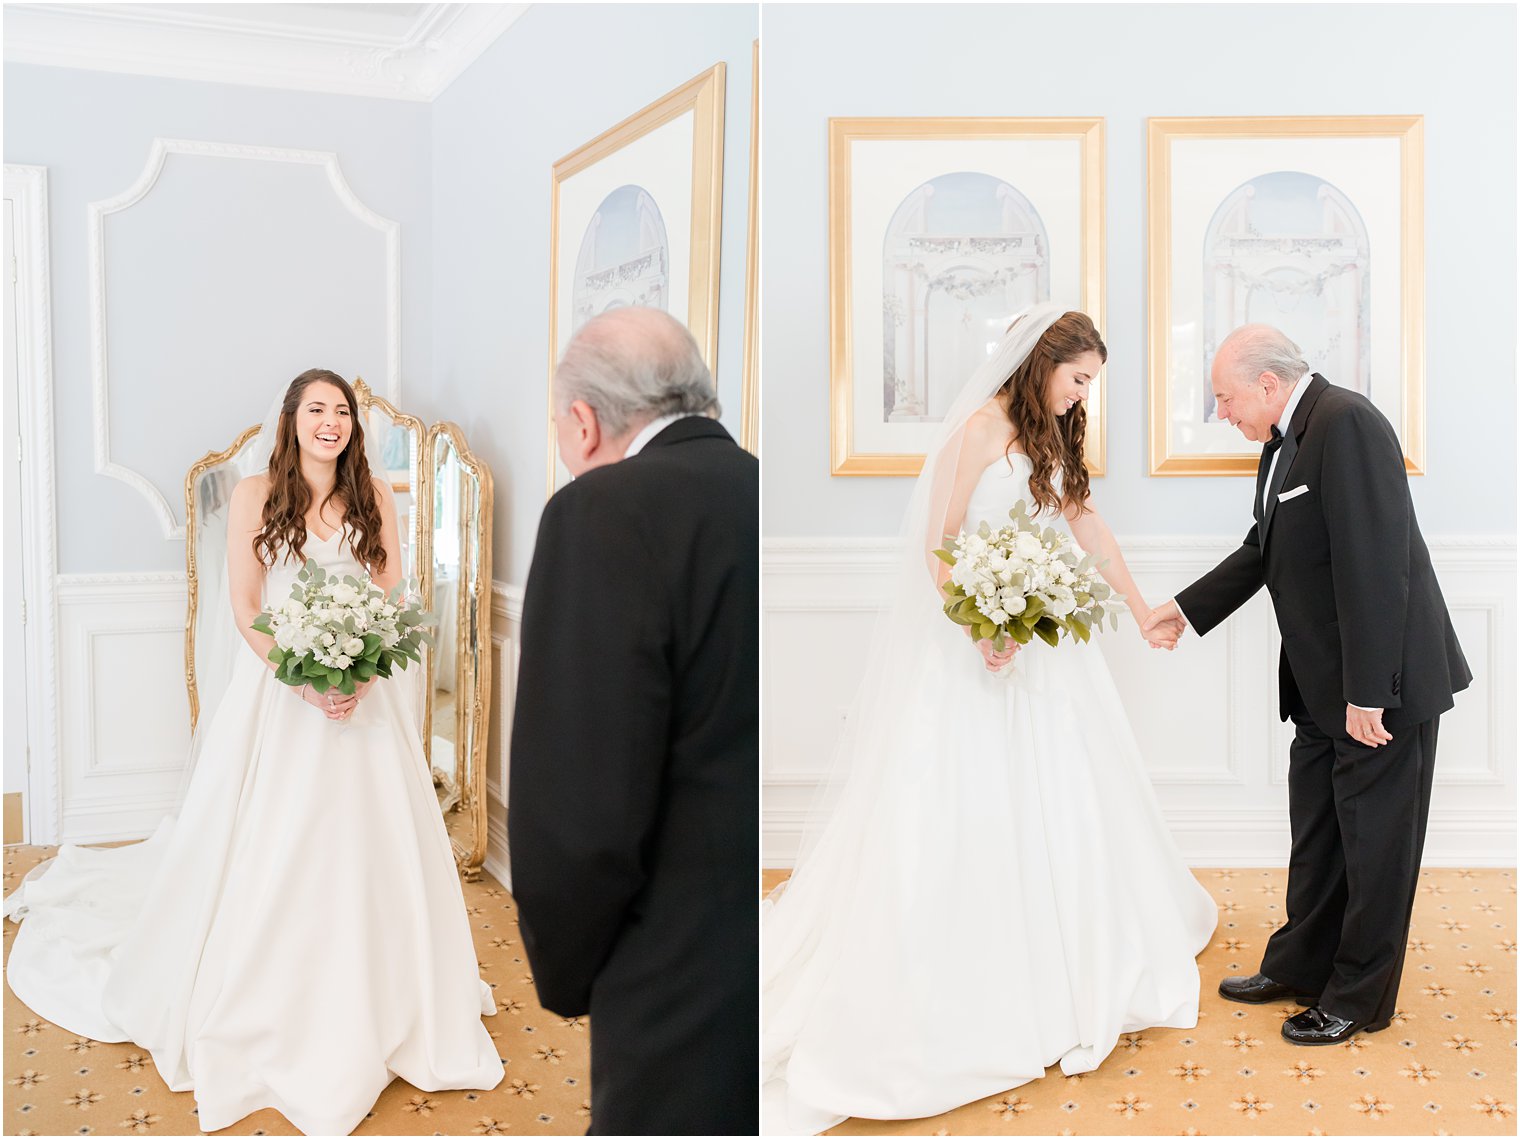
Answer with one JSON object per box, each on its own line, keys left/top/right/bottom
{"left": 1264, "top": 424, "right": 1285, "bottom": 454}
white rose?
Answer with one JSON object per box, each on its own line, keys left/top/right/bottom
{"left": 368, "top": 596, "right": 385, "bottom": 612}
{"left": 282, "top": 599, "right": 307, "bottom": 619}
{"left": 335, "top": 654, "right": 352, "bottom": 670}
{"left": 274, "top": 623, "right": 301, "bottom": 650}
{"left": 329, "top": 583, "right": 359, "bottom": 606}
{"left": 1004, "top": 594, "right": 1027, "bottom": 615}
{"left": 322, "top": 632, "right": 337, "bottom": 648}
{"left": 986, "top": 608, "right": 1008, "bottom": 625}
{"left": 343, "top": 637, "right": 366, "bottom": 657}
{"left": 380, "top": 628, "right": 400, "bottom": 649}
{"left": 1013, "top": 531, "right": 1043, "bottom": 560}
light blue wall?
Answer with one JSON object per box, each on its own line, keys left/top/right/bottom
{"left": 762, "top": 3, "right": 1518, "bottom": 539}
{"left": 3, "top": 63, "right": 433, "bottom": 575}
{"left": 431, "top": 3, "right": 758, "bottom": 583}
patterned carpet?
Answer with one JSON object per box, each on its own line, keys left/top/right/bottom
{"left": 4, "top": 841, "right": 591, "bottom": 1136}
{"left": 762, "top": 867, "right": 1516, "bottom": 1136}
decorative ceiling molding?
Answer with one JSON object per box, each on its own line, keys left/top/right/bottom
{"left": 89, "top": 137, "right": 401, "bottom": 538}
{"left": 3, "top": 3, "right": 529, "bottom": 102}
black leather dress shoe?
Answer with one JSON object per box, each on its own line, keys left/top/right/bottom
{"left": 1281, "top": 1006, "right": 1392, "bottom": 1045}
{"left": 1218, "top": 972, "right": 1318, "bottom": 1006}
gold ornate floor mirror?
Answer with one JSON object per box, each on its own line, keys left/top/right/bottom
{"left": 420, "top": 423, "right": 494, "bottom": 881}
{"left": 183, "top": 380, "right": 494, "bottom": 881}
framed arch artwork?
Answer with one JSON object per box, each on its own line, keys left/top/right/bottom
{"left": 1146, "top": 115, "right": 1424, "bottom": 476}
{"left": 827, "top": 117, "right": 1106, "bottom": 477}
{"left": 547, "top": 63, "right": 726, "bottom": 496}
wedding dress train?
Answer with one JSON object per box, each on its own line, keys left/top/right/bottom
{"left": 5, "top": 529, "right": 504, "bottom": 1135}
{"left": 762, "top": 455, "right": 1218, "bottom": 1134}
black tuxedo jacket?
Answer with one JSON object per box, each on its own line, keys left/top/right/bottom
{"left": 508, "top": 416, "right": 757, "bottom": 1133}
{"left": 1177, "top": 375, "right": 1470, "bottom": 738}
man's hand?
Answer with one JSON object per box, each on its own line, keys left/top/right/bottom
{"left": 1141, "top": 599, "right": 1188, "bottom": 650}
{"left": 1346, "top": 704, "right": 1393, "bottom": 748}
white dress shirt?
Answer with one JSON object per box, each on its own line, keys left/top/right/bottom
{"left": 623, "top": 413, "right": 689, "bottom": 458}
{"left": 1261, "top": 370, "right": 1314, "bottom": 516}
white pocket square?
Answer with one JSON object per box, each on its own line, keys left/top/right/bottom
{"left": 1277, "top": 484, "right": 1310, "bottom": 503}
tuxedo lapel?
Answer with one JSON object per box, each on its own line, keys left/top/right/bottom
{"left": 1262, "top": 374, "right": 1328, "bottom": 545}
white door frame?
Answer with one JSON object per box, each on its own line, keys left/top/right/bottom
{"left": 4, "top": 165, "right": 61, "bottom": 846}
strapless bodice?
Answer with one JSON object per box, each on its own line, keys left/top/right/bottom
{"left": 963, "top": 452, "right": 1071, "bottom": 542}
{"left": 263, "top": 528, "right": 367, "bottom": 606}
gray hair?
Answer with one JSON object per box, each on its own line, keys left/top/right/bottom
{"left": 1217, "top": 324, "right": 1309, "bottom": 389}
{"left": 552, "top": 307, "right": 720, "bottom": 437}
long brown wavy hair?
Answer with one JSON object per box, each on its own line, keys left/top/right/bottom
{"left": 253, "top": 369, "right": 387, "bottom": 574}
{"left": 997, "top": 310, "right": 1106, "bottom": 517}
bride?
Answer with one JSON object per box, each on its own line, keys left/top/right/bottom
{"left": 762, "top": 306, "right": 1218, "bottom": 1134}
{"left": 4, "top": 369, "right": 504, "bottom": 1135}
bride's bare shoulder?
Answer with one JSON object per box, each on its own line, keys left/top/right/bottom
{"left": 230, "top": 473, "right": 271, "bottom": 514}
{"left": 963, "top": 400, "right": 1018, "bottom": 454}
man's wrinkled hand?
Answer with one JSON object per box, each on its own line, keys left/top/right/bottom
{"left": 1346, "top": 704, "right": 1393, "bottom": 748}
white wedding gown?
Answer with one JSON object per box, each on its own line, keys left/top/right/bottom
{"left": 4, "top": 529, "right": 504, "bottom": 1135}
{"left": 762, "top": 455, "right": 1218, "bottom": 1134}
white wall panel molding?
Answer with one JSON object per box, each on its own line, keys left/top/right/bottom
{"left": 763, "top": 536, "right": 1517, "bottom": 870}
{"left": 55, "top": 574, "right": 191, "bottom": 843}
{"left": 482, "top": 581, "right": 525, "bottom": 891}
{"left": 5, "top": 164, "right": 62, "bottom": 846}
{"left": 56, "top": 571, "right": 186, "bottom": 592}
{"left": 3, "top": 3, "right": 529, "bottom": 103}
{"left": 89, "top": 137, "right": 402, "bottom": 539}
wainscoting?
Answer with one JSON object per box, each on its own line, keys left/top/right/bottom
{"left": 52, "top": 573, "right": 191, "bottom": 844}
{"left": 763, "top": 536, "right": 1517, "bottom": 869}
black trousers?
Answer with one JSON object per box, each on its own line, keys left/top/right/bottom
{"left": 1259, "top": 704, "right": 1439, "bottom": 1025}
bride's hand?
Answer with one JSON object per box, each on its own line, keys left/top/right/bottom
{"left": 974, "top": 636, "right": 1019, "bottom": 672}
{"left": 352, "top": 677, "right": 377, "bottom": 702}
{"left": 302, "top": 684, "right": 357, "bottom": 720}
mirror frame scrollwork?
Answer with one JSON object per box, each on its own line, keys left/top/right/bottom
{"left": 352, "top": 377, "right": 428, "bottom": 583}
{"left": 422, "top": 422, "right": 494, "bottom": 878}
{"left": 184, "top": 422, "right": 262, "bottom": 735}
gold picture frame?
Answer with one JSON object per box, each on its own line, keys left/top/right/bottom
{"left": 740, "top": 38, "right": 759, "bottom": 456}
{"left": 828, "top": 116, "right": 1106, "bottom": 477}
{"left": 546, "top": 62, "right": 726, "bottom": 497}
{"left": 1147, "top": 115, "right": 1425, "bottom": 476}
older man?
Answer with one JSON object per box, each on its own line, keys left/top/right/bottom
{"left": 509, "top": 307, "right": 757, "bottom": 1133}
{"left": 1146, "top": 325, "right": 1470, "bottom": 1045}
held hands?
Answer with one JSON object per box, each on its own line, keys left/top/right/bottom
{"left": 1139, "top": 599, "right": 1188, "bottom": 651}
{"left": 1346, "top": 704, "right": 1393, "bottom": 748}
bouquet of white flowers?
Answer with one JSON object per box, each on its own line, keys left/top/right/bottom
{"left": 252, "top": 560, "right": 434, "bottom": 696}
{"left": 934, "top": 500, "right": 1127, "bottom": 652}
